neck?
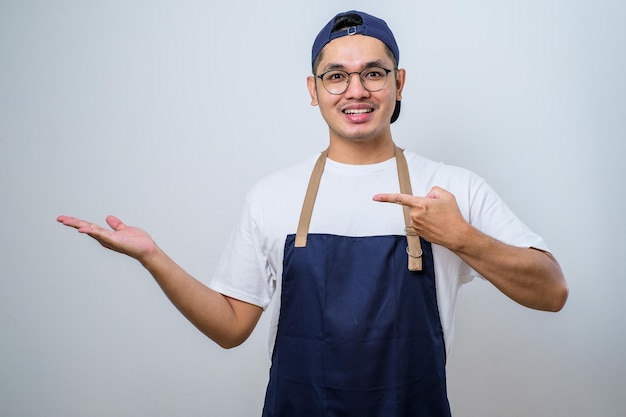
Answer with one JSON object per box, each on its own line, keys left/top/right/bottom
{"left": 327, "top": 135, "right": 396, "bottom": 165}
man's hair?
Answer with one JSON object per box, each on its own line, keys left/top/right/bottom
{"left": 312, "top": 13, "right": 398, "bottom": 74}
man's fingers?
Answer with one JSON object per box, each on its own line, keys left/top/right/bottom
{"left": 57, "top": 215, "right": 119, "bottom": 234}
{"left": 373, "top": 193, "right": 407, "bottom": 204}
{"left": 425, "top": 186, "right": 446, "bottom": 199}
{"left": 57, "top": 215, "right": 90, "bottom": 230}
{"left": 373, "top": 193, "right": 422, "bottom": 207}
{"left": 374, "top": 188, "right": 450, "bottom": 206}
{"left": 56, "top": 215, "right": 76, "bottom": 225}
{"left": 106, "top": 215, "right": 125, "bottom": 231}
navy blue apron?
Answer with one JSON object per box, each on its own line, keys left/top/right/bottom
{"left": 262, "top": 148, "right": 451, "bottom": 417}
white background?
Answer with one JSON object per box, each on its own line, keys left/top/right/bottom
{"left": 1, "top": 0, "right": 624, "bottom": 416}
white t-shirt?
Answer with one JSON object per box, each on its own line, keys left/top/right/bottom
{"left": 209, "top": 150, "right": 548, "bottom": 355}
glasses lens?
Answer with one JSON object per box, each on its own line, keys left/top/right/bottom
{"left": 360, "top": 67, "right": 389, "bottom": 92}
{"left": 321, "top": 70, "right": 349, "bottom": 95}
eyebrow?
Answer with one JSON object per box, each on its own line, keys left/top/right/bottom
{"left": 321, "top": 60, "right": 388, "bottom": 72}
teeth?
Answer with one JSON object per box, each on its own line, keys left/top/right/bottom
{"left": 344, "top": 109, "right": 372, "bottom": 114}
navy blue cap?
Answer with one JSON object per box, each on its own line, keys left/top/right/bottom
{"left": 312, "top": 11, "right": 402, "bottom": 123}
{"left": 311, "top": 11, "right": 400, "bottom": 67}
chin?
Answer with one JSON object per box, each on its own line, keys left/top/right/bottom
{"left": 341, "top": 125, "right": 388, "bottom": 142}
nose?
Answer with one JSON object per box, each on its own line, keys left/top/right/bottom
{"left": 344, "top": 72, "right": 370, "bottom": 99}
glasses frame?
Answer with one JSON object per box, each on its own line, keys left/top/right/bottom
{"left": 316, "top": 66, "right": 394, "bottom": 95}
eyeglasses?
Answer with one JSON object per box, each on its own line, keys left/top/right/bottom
{"left": 316, "top": 66, "right": 394, "bottom": 95}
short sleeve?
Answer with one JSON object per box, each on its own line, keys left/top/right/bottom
{"left": 208, "top": 192, "right": 276, "bottom": 309}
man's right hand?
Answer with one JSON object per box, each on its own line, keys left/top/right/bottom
{"left": 56, "top": 215, "right": 158, "bottom": 263}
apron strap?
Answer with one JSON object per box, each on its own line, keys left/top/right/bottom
{"left": 394, "top": 146, "right": 423, "bottom": 271}
{"left": 294, "top": 146, "right": 423, "bottom": 272}
{"left": 295, "top": 149, "right": 328, "bottom": 247}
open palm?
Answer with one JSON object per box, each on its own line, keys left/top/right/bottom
{"left": 57, "top": 215, "right": 158, "bottom": 261}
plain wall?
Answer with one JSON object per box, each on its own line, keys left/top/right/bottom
{"left": 1, "top": 0, "right": 624, "bottom": 416}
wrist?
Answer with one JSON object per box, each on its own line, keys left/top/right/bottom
{"left": 137, "top": 244, "right": 164, "bottom": 269}
{"left": 448, "top": 222, "right": 483, "bottom": 254}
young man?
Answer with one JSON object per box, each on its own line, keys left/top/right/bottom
{"left": 58, "top": 10, "right": 567, "bottom": 416}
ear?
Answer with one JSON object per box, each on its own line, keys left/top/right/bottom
{"left": 307, "top": 75, "right": 319, "bottom": 106}
{"left": 395, "top": 68, "right": 406, "bottom": 101}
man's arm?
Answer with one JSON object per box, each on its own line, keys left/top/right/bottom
{"left": 373, "top": 187, "right": 568, "bottom": 312}
{"left": 444, "top": 225, "right": 567, "bottom": 312}
{"left": 57, "top": 215, "right": 263, "bottom": 348}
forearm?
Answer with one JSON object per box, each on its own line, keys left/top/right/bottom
{"left": 452, "top": 224, "right": 568, "bottom": 312}
{"left": 57, "top": 214, "right": 262, "bottom": 346}
{"left": 372, "top": 189, "right": 568, "bottom": 311}
{"left": 138, "top": 247, "right": 261, "bottom": 348}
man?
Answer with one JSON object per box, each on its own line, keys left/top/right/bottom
{"left": 58, "top": 10, "right": 568, "bottom": 416}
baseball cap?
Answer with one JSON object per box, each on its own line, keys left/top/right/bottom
{"left": 311, "top": 11, "right": 402, "bottom": 123}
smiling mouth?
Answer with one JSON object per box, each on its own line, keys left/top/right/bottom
{"left": 343, "top": 109, "right": 373, "bottom": 115}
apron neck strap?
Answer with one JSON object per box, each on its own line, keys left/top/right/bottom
{"left": 294, "top": 149, "right": 328, "bottom": 248}
{"left": 294, "top": 146, "right": 423, "bottom": 271}
{"left": 395, "top": 146, "right": 423, "bottom": 271}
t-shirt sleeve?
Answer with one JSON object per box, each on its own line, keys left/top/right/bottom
{"left": 467, "top": 177, "right": 550, "bottom": 278}
{"left": 469, "top": 179, "right": 548, "bottom": 250}
{"left": 208, "top": 192, "right": 276, "bottom": 310}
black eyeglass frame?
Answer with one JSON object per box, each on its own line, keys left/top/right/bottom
{"left": 315, "top": 66, "right": 395, "bottom": 95}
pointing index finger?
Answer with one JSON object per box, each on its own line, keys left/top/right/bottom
{"left": 373, "top": 193, "right": 411, "bottom": 205}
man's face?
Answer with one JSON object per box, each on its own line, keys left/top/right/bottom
{"left": 307, "top": 35, "right": 405, "bottom": 144}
